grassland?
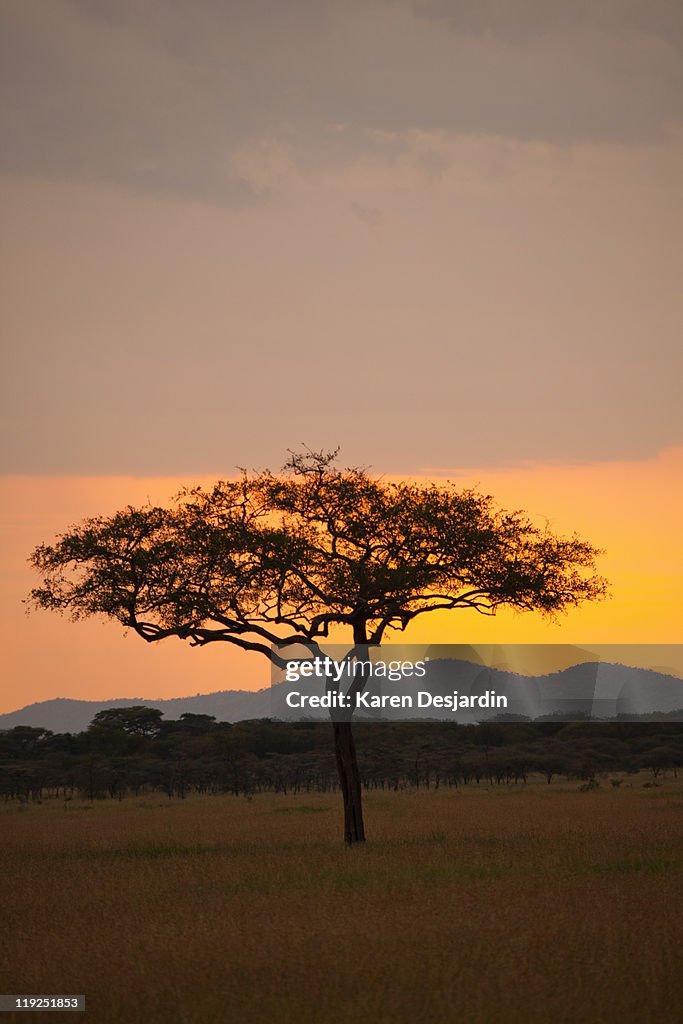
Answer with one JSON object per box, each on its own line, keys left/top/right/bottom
{"left": 2, "top": 779, "right": 682, "bottom": 1023}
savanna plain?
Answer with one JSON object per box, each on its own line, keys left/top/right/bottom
{"left": 2, "top": 781, "right": 682, "bottom": 1024}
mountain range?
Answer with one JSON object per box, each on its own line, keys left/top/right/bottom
{"left": 2, "top": 659, "right": 683, "bottom": 733}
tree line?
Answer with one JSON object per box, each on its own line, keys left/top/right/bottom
{"left": 1, "top": 708, "right": 681, "bottom": 803}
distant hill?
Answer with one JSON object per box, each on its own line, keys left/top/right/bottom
{"left": 0, "top": 689, "right": 271, "bottom": 734}
{"left": 2, "top": 660, "right": 682, "bottom": 733}
{"left": 418, "top": 659, "right": 683, "bottom": 721}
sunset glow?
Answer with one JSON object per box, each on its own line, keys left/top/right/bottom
{"left": 2, "top": 444, "right": 681, "bottom": 712}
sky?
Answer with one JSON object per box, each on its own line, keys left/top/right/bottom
{"left": 1, "top": 1, "right": 681, "bottom": 711}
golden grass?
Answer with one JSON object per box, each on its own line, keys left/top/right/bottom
{"left": 2, "top": 780, "right": 683, "bottom": 1023}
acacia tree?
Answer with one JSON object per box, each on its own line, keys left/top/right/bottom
{"left": 28, "top": 448, "right": 607, "bottom": 843}
{"left": 90, "top": 706, "right": 164, "bottom": 738}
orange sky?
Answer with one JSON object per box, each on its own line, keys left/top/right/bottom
{"left": 1, "top": 445, "right": 681, "bottom": 713}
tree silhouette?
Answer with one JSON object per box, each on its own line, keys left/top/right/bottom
{"left": 28, "top": 447, "right": 608, "bottom": 842}
{"left": 90, "top": 706, "right": 164, "bottom": 738}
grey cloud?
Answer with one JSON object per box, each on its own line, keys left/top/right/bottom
{"left": 0, "top": 1, "right": 265, "bottom": 203}
{"left": 412, "top": 0, "right": 683, "bottom": 46}
{"left": 1, "top": 0, "right": 682, "bottom": 204}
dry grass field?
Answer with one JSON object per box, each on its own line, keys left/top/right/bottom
{"left": 2, "top": 780, "right": 683, "bottom": 1023}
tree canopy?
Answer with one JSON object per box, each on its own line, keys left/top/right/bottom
{"left": 29, "top": 447, "right": 607, "bottom": 654}
{"left": 90, "top": 706, "right": 164, "bottom": 738}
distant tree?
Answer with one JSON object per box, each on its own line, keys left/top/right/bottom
{"left": 28, "top": 447, "right": 607, "bottom": 843}
{"left": 4, "top": 726, "right": 53, "bottom": 754}
{"left": 90, "top": 706, "right": 163, "bottom": 738}
{"left": 178, "top": 713, "right": 217, "bottom": 731}
{"left": 639, "top": 745, "right": 677, "bottom": 780}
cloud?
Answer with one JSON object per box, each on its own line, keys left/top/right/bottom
{"left": 411, "top": 0, "right": 683, "bottom": 47}
{"left": 1, "top": 0, "right": 682, "bottom": 204}
{"left": 0, "top": 0, "right": 264, "bottom": 204}
{"left": 2, "top": 124, "right": 681, "bottom": 476}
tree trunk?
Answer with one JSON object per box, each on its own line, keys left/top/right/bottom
{"left": 330, "top": 617, "right": 369, "bottom": 843}
{"left": 332, "top": 720, "right": 365, "bottom": 844}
